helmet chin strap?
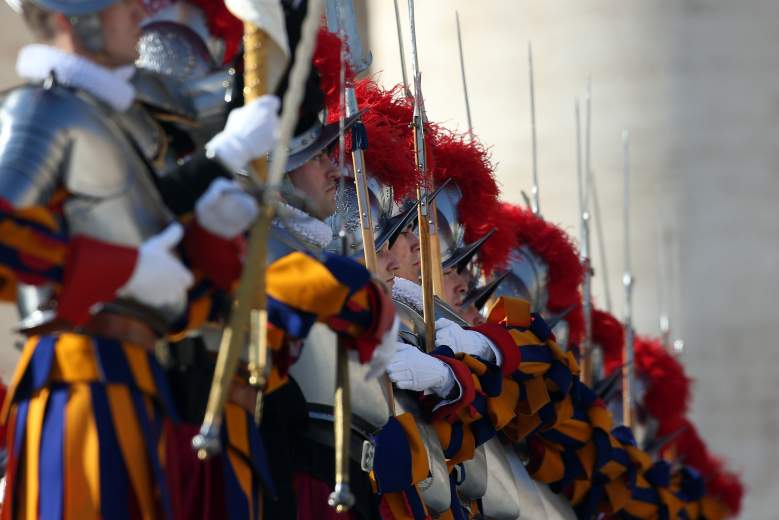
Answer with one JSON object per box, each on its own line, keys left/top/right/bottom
{"left": 68, "top": 13, "right": 104, "bottom": 55}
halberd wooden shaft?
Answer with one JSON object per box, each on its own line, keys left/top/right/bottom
{"left": 193, "top": 0, "right": 326, "bottom": 460}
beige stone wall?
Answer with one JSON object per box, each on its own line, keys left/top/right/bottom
{"left": 365, "top": 1, "right": 777, "bottom": 517}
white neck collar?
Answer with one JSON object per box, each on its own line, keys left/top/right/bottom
{"left": 274, "top": 202, "right": 333, "bottom": 249}
{"left": 16, "top": 44, "right": 136, "bottom": 112}
{"left": 392, "top": 277, "right": 424, "bottom": 314}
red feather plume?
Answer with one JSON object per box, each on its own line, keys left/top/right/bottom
{"left": 487, "top": 203, "right": 584, "bottom": 344}
{"left": 186, "top": 0, "right": 243, "bottom": 64}
{"left": 313, "top": 28, "right": 354, "bottom": 121}
{"left": 593, "top": 307, "right": 624, "bottom": 372}
{"left": 429, "top": 129, "right": 500, "bottom": 242}
{"left": 707, "top": 461, "right": 745, "bottom": 517}
{"left": 349, "top": 80, "right": 419, "bottom": 200}
{"left": 634, "top": 336, "right": 692, "bottom": 433}
{"left": 669, "top": 419, "right": 745, "bottom": 517}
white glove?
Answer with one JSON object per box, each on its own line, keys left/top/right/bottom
{"left": 206, "top": 95, "right": 280, "bottom": 172}
{"left": 387, "top": 343, "right": 457, "bottom": 398}
{"left": 117, "top": 223, "right": 194, "bottom": 308}
{"left": 435, "top": 318, "right": 502, "bottom": 365}
{"left": 195, "top": 178, "right": 259, "bottom": 238}
{"left": 365, "top": 316, "right": 400, "bottom": 380}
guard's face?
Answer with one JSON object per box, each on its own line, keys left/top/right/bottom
{"left": 442, "top": 267, "right": 468, "bottom": 308}
{"left": 459, "top": 303, "right": 484, "bottom": 325}
{"left": 100, "top": 0, "right": 145, "bottom": 66}
{"left": 376, "top": 242, "right": 400, "bottom": 290}
{"left": 288, "top": 151, "right": 340, "bottom": 220}
{"left": 390, "top": 229, "right": 420, "bottom": 282}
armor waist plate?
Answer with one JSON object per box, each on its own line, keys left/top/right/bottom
{"left": 289, "top": 323, "right": 392, "bottom": 431}
{"left": 480, "top": 438, "right": 522, "bottom": 519}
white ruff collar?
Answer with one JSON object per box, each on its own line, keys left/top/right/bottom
{"left": 274, "top": 202, "right": 333, "bottom": 249}
{"left": 392, "top": 277, "right": 424, "bottom": 313}
{"left": 16, "top": 44, "right": 136, "bottom": 112}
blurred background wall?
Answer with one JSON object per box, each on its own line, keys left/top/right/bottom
{"left": 366, "top": 2, "right": 778, "bottom": 518}
{"left": 0, "top": 1, "right": 776, "bottom": 516}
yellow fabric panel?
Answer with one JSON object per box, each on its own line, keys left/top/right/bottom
{"left": 531, "top": 443, "right": 564, "bottom": 484}
{"left": 554, "top": 417, "right": 591, "bottom": 444}
{"left": 518, "top": 376, "right": 550, "bottom": 415}
{"left": 13, "top": 205, "right": 60, "bottom": 231}
{"left": 266, "top": 252, "right": 350, "bottom": 319}
{"left": 683, "top": 501, "right": 701, "bottom": 520}
{"left": 603, "top": 478, "right": 631, "bottom": 512}
{"left": 2, "top": 337, "right": 39, "bottom": 422}
{"left": 64, "top": 384, "right": 101, "bottom": 520}
{"left": 587, "top": 405, "right": 612, "bottom": 432}
{"left": 658, "top": 488, "right": 684, "bottom": 520}
{"left": 576, "top": 441, "right": 596, "bottom": 480}
{"left": 432, "top": 420, "right": 452, "bottom": 452}
{"left": 395, "top": 413, "right": 430, "bottom": 485}
{"left": 348, "top": 287, "right": 369, "bottom": 309}
{"left": 106, "top": 385, "right": 155, "bottom": 518}
{"left": 509, "top": 330, "right": 544, "bottom": 348}
{"left": 446, "top": 427, "right": 476, "bottom": 468}
{"left": 486, "top": 297, "right": 531, "bottom": 328}
{"left": 506, "top": 413, "right": 541, "bottom": 442}
{"left": 458, "top": 354, "right": 487, "bottom": 377}
{"left": 23, "top": 388, "right": 48, "bottom": 520}
{"left": 50, "top": 334, "right": 101, "bottom": 383}
{"left": 122, "top": 344, "right": 157, "bottom": 396}
{"left": 548, "top": 397, "right": 574, "bottom": 430}
{"left": 0, "top": 219, "right": 65, "bottom": 264}
{"left": 225, "top": 403, "right": 253, "bottom": 512}
{"left": 623, "top": 497, "right": 657, "bottom": 519}
{"left": 0, "top": 265, "right": 17, "bottom": 303}
{"left": 600, "top": 459, "right": 626, "bottom": 481}
{"left": 570, "top": 479, "right": 591, "bottom": 506}
{"left": 487, "top": 378, "right": 519, "bottom": 430}
{"left": 626, "top": 446, "right": 653, "bottom": 472}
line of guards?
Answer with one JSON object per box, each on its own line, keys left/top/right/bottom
{"left": 0, "top": 0, "right": 743, "bottom": 519}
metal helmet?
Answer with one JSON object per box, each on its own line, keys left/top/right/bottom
{"left": 435, "top": 182, "right": 496, "bottom": 273}
{"left": 140, "top": 1, "right": 226, "bottom": 69}
{"left": 327, "top": 176, "right": 418, "bottom": 258}
{"left": 490, "top": 246, "right": 550, "bottom": 314}
{"left": 137, "top": 21, "right": 215, "bottom": 80}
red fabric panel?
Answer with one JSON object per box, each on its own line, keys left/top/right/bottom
{"left": 183, "top": 220, "right": 244, "bottom": 291}
{"left": 467, "top": 323, "right": 521, "bottom": 376}
{"left": 57, "top": 235, "right": 137, "bottom": 326}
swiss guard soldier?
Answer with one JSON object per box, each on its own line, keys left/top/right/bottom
{"left": 0, "top": 0, "right": 282, "bottom": 517}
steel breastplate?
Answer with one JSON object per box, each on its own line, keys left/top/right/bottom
{"left": 288, "top": 322, "right": 392, "bottom": 432}
{"left": 2, "top": 85, "right": 181, "bottom": 328}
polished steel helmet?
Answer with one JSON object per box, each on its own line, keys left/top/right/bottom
{"left": 435, "top": 182, "right": 496, "bottom": 273}
{"left": 327, "top": 176, "right": 419, "bottom": 258}
{"left": 490, "top": 246, "right": 550, "bottom": 314}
